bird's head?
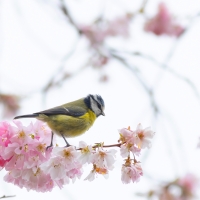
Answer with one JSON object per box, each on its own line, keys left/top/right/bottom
{"left": 85, "top": 94, "right": 105, "bottom": 117}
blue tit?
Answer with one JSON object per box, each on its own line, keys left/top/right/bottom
{"left": 14, "top": 94, "right": 105, "bottom": 149}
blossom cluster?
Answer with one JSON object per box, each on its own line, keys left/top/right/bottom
{"left": 138, "top": 173, "right": 199, "bottom": 200}
{"left": 0, "top": 120, "right": 154, "bottom": 192}
{"left": 118, "top": 124, "right": 154, "bottom": 183}
{"left": 79, "top": 14, "right": 131, "bottom": 48}
{"left": 144, "top": 2, "right": 184, "bottom": 37}
{"left": 0, "top": 94, "right": 20, "bottom": 118}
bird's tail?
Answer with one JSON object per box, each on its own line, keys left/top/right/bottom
{"left": 14, "top": 114, "right": 39, "bottom": 119}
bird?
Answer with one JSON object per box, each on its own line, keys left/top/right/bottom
{"left": 14, "top": 94, "right": 105, "bottom": 149}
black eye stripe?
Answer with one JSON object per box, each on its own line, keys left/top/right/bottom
{"left": 90, "top": 95, "right": 102, "bottom": 110}
{"left": 97, "top": 103, "right": 101, "bottom": 110}
{"left": 91, "top": 95, "right": 95, "bottom": 101}
{"left": 91, "top": 96, "right": 101, "bottom": 105}
{"left": 89, "top": 94, "right": 104, "bottom": 105}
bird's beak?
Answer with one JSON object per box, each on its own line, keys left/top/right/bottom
{"left": 101, "top": 111, "right": 105, "bottom": 116}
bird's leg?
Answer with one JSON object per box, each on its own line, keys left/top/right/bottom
{"left": 46, "top": 131, "right": 54, "bottom": 150}
{"left": 61, "top": 134, "right": 71, "bottom": 147}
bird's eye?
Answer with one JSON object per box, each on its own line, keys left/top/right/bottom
{"left": 97, "top": 103, "right": 101, "bottom": 110}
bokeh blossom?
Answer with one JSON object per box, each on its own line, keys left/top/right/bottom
{"left": 79, "top": 14, "right": 131, "bottom": 48}
{"left": 144, "top": 2, "right": 185, "bottom": 37}
{"left": 138, "top": 173, "right": 199, "bottom": 200}
{"left": 0, "top": 94, "right": 20, "bottom": 118}
{"left": 178, "top": 173, "right": 199, "bottom": 198}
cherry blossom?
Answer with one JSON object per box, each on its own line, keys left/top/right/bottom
{"left": 0, "top": 94, "right": 20, "bottom": 118}
{"left": 106, "top": 14, "right": 131, "bottom": 38}
{"left": 178, "top": 173, "right": 199, "bottom": 197}
{"left": 78, "top": 141, "right": 93, "bottom": 164}
{"left": 120, "top": 143, "right": 141, "bottom": 158}
{"left": 79, "top": 14, "right": 130, "bottom": 47}
{"left": 41, "top": 146, "right": 83, "bottom": 183}
{"left": 0, "top": 120, "right": 154, "bottom": 192}
{"left": 0, "top": 155, "right": 8, "bottom": 170}
{"left": 135, "top": 123, "right": 155, "bottom": 149}
{"left": 0, "top": 121, "right": 12, "bottom": 147}
{"left": 121, "top": 157, "right": 143, "bottom": 184}
{"left": 141, "top": 173, "right": 199, "bottom": 199}
{"left": 118, "top": 127, "right": 136, "bottom": 144}
{"left": 84, "top": 164, "right": 109, "bottom": 181}
{"left": 144, "top": 2, "right": 184, "bottom": 37}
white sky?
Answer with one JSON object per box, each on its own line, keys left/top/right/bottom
{"left": 1, "top": 0, "right": 200, "bottom": 199}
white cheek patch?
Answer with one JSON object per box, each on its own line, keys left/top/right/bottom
{"left": 93, "top": 95, "right": 98, "bottom": 102}
{"left": 90, "top": 98, "right": 101, "bottom": 116}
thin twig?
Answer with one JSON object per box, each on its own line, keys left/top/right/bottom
{"left": 109, "top": 51, "right": 159, "bottom": 115}
{"left": 42, "top": 38, "right": 80, "bottom": 93}
{"left": 135, "top": 52, "right": 200, "bottom": 98}
{"left": 102, "top": 143, "right": 121, "bottom": 148}
{"left": 164, "top": 12, "right": 200, "bottom": 64}
{"left": 43, "top": 61, "right": 89, "bottom": 94}
{"left": 138, "top": 0, "right": 149, "bottom": 13}
{"left": 76, "top": 143, "right": 122, "bottom": 151}
{"left": 59, "top": 0, "right": 82, "bottom": 35}
{"left": 111, "top": 49, "right": 200, "bottom": 99}
{"left": 0, "top": 195, "right": 16, "bottom": 199}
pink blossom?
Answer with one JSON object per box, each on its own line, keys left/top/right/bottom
{"left": 84, "top": 147, "right": 116, "bottom": 181}
{"left": 0, "top": 94, "right": 20, "bottom": 118}
{"left": 120, "top": 143, "right": 141, "bottom": 158}
{"left": 4, "top": 168, "right": 54, "bottom": 192}
{"left": 41, "top": 146, "right": 83, "bottom": 182}
{"left": 80, "top": 25, "right": 106, "bottom": 46}
{"left": 121, "top": 161, "right": 143, "bottom": 184}
{"left": 0, "top": 120, "right": 154, "bottom": 190}
{"left": 119, "top": 126, "right": 141, "bottom": 157}
{"left": 1, "top": 121, "right": 51, "bottom": 171}
{"left": 40, "top": 156, "right": 66, "bottom": 180}
{"left": 90, "top": 54, "right": 109, "bottom": 68}
{"left": 66, "top": 162, "right": 82, "bottom": 182}
{"left": 0, "top": 155, "right": 9, "bottom": 169}
{"left": 92, "top": 148, "right": 116, "bottom": 170}
{"left": 178, "top": 173, "right": 198, "bottom": 194}
{"left": 79, "top": 14, "right": 130, "bottom": 47}
{"left": 30, "top": 120, "right": 54, "bottom": 145}
{"left": 24, "top": 151, "right": 46, "bottom": 169}
{"left": 118, "top": 127, "right": 136, "bottom": 144}
{"left": 84, "top": 164, "right": 109, "bottom": 181}
{"left": 144, "top": 2, "right": 184, "bottom": 37}
{"left": 54, "top": 146, "right": 80, "bottom": 169}
{"left": 78, "top": 141, "right": 93, "bottom": 164}
{"left": 84, "top": 170, "right": 96, "bottom": 181}
{"left": 1, "top": 120, "right": 56, "bottom": 192}
{"left": 135, "top": 123, "right": 155, "bottom": 149}
{"left": 106, "top": 14, "right": 130, "bottom": 37}
{"left": 1, "top": 121, "right": 83, "bottom": 192}
{"left": 0, "top": 121, "right": 12, "bottom": 147}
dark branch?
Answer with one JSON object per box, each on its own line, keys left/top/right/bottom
{"left": 0, "top": 195, "right": 16, "bottom": 199}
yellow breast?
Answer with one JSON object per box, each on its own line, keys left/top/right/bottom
{"left": 43, "top": 109, "right": 97, "bottom": 138}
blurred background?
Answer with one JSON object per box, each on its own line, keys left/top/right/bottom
{"left": 1, "top": 0, "right": 200, "bottom": 199}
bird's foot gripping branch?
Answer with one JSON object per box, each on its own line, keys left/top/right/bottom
{"left": 0, "top": 120, "right": 154, "bottom": 192}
